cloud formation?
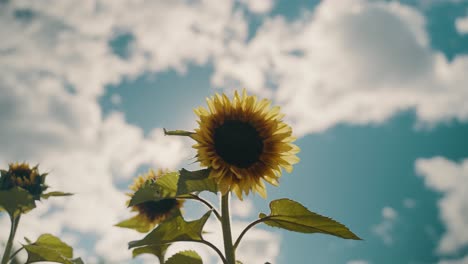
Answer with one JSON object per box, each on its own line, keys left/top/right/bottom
{"left": 213, "top": 0, "right": 468, "bottom": 136}
{"left": 455, "top": 14, "right": 468, "bottom": 34}
{"left": 372, "top": 206, "right": 398, "bottom": 245}
{"left": 416, "top": 157, "right": 468, "bottom": 263}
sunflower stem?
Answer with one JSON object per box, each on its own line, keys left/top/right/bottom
{"left": 1, "top": 215, "right": 21, "bottom": 264}
{"left": 188, "top": 194, "right": 222, "bottom": 221}
{"left": 221, "top": 193, "right": 236, "bottom": 264}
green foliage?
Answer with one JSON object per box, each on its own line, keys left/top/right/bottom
{"left": 128, "top": 172, "right": 179, "bottom": 207}
{"left": 165, "top": 250, "right": 202, "bottom": 264}
{"left": 132, "top": 243, "right": 169, "bottom": 261}
{"left": 177, "top": 169, "right": 217, "bottom": 195}
{"left": 0, "top": 187, "right": 36, "bottom": 217}
{"left": 128, "top": 169, "right": 217, "bottom": 208}
{"left": 128, "top": 211, "right": 211, "bottom": 249}
{"left": 23, "top": 234, "right": 83, "bottom": 264}
{"left": 41, "top": 191, "right": 73, "bottom": 199}
{"left": 163, "top": 128, "right": 194, "bottom": 137}
{"left": 259, "top": 199, "right": 361, "bottom": 240}
{"left": 115, "top": 215, "right": 155, "bottom": 233}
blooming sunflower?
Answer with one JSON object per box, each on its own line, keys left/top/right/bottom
{"left": 0, "top": 162, "right": 48, "bottom": 200}
{"left": 191, "top": 89, "right": 300, "bottom": 199}
{"left": 127, "top": 169, "right": 183, "bottom": 232}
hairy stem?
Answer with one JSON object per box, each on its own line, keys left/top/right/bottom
{"left": 188, "top": 194, "right": 222, "bottom": 221}
{"left": 221, "top": 194, "right": 235, "bottom": 264}
{"left": 234, "top": 217, "right": 270, "bottom": 249}
{"left": 1, "top": 215, "right": 21, "bottom": 264}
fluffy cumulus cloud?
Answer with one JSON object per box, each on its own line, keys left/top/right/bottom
{"left": 0, "top": 0, "right": 282, "bottom": 262}
{"left": 416, "top": 157, "right": 468, "bottom": 263}
{"left": 455, "top": 13, "right": 468, "bottom": 34}
{"left": 372, "top": 206, "right": 398, "bottom": 245}
{"left": 212, "top": 0, "right": 468, "bottom": 136}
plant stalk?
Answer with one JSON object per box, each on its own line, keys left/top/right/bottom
{"left": 221, "top": 193, "right": 235, "bottom": 264}
{"left": 1, "top": 215, "right": 21, "bottom": 264}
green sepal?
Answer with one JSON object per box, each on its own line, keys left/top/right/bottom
{"left": 0, "top": 187, "right": 36, "bottom": 217}
{"left": 177, "top": 169, "right": 217, "bottom": 195}
{"left": 163, "top": 128, "right": 194, "bottom": 137}
{"left": 23, "top": 234, "right": 82, "bottom": 264}
{"left": 115, "top": 214, "right": 155, "bottom": 233}
{"left": 41, "top": 191, "right": 73, "bottom": 199}
{"left": 165, "top": 250, "right": 203, "bottom": 264}
{"left": 259, "top": 199, "right": 361, "bottom": 240}
{"left": 128, "top": 211, "right": 211, "bottom": 249}
{"left": 128, "top": 172, "right": 179, "bottom": 207}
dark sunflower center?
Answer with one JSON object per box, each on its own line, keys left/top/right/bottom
{"left": 139, "top": 199, "right": 177, "bottom": 220}
{"left": 12, "top": 168, "right": 33, "bottom": 180}
{"left": 214, "top": 120, "right": 263, "bottom": 168}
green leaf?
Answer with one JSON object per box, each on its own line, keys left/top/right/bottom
{"left": 115, "top": 214, "right": 155, "bottom": 233}
{"left": 259, "top": 199, "right": 361, "bottom": 240}
{"left": 0, "top": 187, "right": 36, "bottom": 217}
{"left": 41, "top": 191, "right": 73, "bottom": 199}
{"left": 164, "top": 128, "right": 194, "bottom": 137}
{"left": 24, "top": 234, "right": 81, "bottom": 264}
{"left": 129, "top": 211, "right": 211, "bottom": 249}
{"left": 165, "top": 250, "right": 202, "bottom": 264}
{"left": 177, "top": 169, "right": 217, "bottom": 195}
{"left": 132, "top": 243, "right": 169, "bottom": 261}
{"left": 129, "top": 172, "right": 179, "bottom": 207}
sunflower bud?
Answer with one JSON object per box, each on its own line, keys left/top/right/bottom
{"left": 126, "top": 169, "right": 184, "bottom": 232}
{"left": 0, "top": 162, "right": 48, "bottom": 200}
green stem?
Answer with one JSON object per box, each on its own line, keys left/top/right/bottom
{"left": 1, "top": 215, "right": 21, "bottom": 264}
{"left": 188, "top": 194, "right": 222, "bottom": 221}
{"left": 8, "top": 246, "right": 24, "bottom": 262}
{"left": 234, "top": 217, "right": 270, "bottom": 249}
{"left": 221, "top": 193, "right": 235, "bottom": 264}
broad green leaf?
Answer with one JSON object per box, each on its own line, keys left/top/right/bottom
{"left": 259, "top": 199, "right": 361, "bottom": 240}
{"left": 0, "top": 187, "right": 36, "bottom": 217}
{"left": 115, "top": 214, "right": 155, "bottom": 233}
{"left": 164, "top": 128, "right": 194, "bottom": 137}
{"left": 177, "top": 169, "right": 217, "bottom": 195}
{"left": 41, "top": 191, "right": 73, "bottom": 199}
{"left": 129, "top": 211, "right": 211, "bottom": 249}
{"left": 132, "top": 243, "right": 169, "bottom": 261}
{"left": 129, "top": 172, "right": 179, "bottom": 207}
{"left": 165, "top": 250, "right": 202, "bottom": 264}
{"left": 24, "top": 234, "right": 81, "bottom": 264}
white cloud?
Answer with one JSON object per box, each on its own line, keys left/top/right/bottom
{"left": 231, "top": 197, "right": 254, "bottom": 218}
{"left": 416, "top": 157, "right": 468, "bottom": 261}
{"left": 440, "top": 255, "right": 468, "bottom": 264}
{"left": 212, "top": 0, "right": 468, "bottom": 136}
{"left": 347, "top": 260, "right": 370, "bottom": 264}
{"left": 403, "top": 198, "right": 417, "bottom": 209}
{"left": 455, "top": 14, "right": 468, "bottom": 34}
{"left": 372, "top": 206, "right": 398, "bottom": 245}
{"left": 239, "top": 0, "right": 275, "bottom": 14}
{"left": 0, "top": 1, "right": 280, "bottom": 262}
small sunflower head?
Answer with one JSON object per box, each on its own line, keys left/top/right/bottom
{"left": 192, "top": 89, "right": 300, "bottom": 199}
{"left": 128, "top": 169, "right": 184, "bottom": 230}
{"left": 0, "top": 162, "right": 48, "bottom": 200}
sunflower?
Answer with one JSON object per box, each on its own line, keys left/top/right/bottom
{"left": 0, "top": 162, "right": 48, "bottom": 200}
{"left": 127, "top": 169, "right": 183, "bottom": 232}
{"left": 191, "top": 89, "right": 300, "bottom": 199}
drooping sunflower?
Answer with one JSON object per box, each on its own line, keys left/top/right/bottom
{"left": 0, "top": 162, "right": 48, "bottom": 200}
{"left": 126, "top": 169, "right": 183, "bottom": 232}
{"left": 191, "top": 89, "right": 300, "bottom": 199}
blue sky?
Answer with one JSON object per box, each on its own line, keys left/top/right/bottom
{"left": 1, "top": 0, "right": 468, "bottom": 263}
